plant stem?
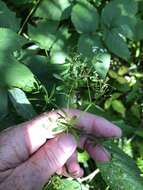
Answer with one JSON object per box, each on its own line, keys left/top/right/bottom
{"left": 18, "top": 0, "right": 41, "bottom": 35}
{"left": 79, "top": 169, "right": 100, "bottom": 182}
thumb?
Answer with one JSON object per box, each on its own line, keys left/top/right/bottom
{"left": 10, "top": 134, "right": 77, "bottom": 190}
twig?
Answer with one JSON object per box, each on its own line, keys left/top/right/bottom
{"left": 78, "top": 169, "right": 100, "bottom": 182}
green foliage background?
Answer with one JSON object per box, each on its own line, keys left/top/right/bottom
{"left": 0, "top": 0, "right": 143, "bottom": 189}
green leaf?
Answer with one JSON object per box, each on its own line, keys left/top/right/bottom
{"left": 23, "top": 54, "right": 70, "bottom": 90}
{"left": 0, "top": 88, "right": 8, "bottom": 120}
{"left": 104, "top": 29, "right": 130, "bottom": 60}
{"left": 104, "top": 93, "right": 122, "bottom": 110}
{"left": 134, "top": 19, "right": 143, "bottom": 40}
{"left": 112, "top": 93, "right": 122, "bottom": 100}
{"left": 50, "top": 26, "right": 71, "bottom": 64}
{"left": 101, "top": 0, "right": 121, "bottom": 28}
{"left": 97, "top": 142, "right": 143, "bottom": 190}
{"left": 8, "top": 88, "right": 37, "bottom": 120}
{"left": 104, "top": 98, "right": 112, "bottom": 110}
{"left": 0, "top": 28, "right": 26, "bottom": 53}
{"left": 109, "top": 70, "right": 118, "bottom": 79}
{"left": 116, "top": 0, "right": 138, "bottom": 16}
{"left": 28, "top": 20, "right": 59, "bottom": 50}
{"left": 131, "top": 104, "right": 141, "bottom": 119}
{"left": 116, "top": 76, "right": 128, "bottom": 84}
{"left": 0, "top": 55, "right": 37, "bottom": 92}
{"left": 116, "top": 16, "right": 143, "bottom": 40}
{"left": 78, "top": 150, "right": 90, "bottom": 164}
{"left": 0, "top": 0, "right": 20, "bottom": 32}
{"left": 34, "top": 0, "right": 71, "bottom": 21}
{"left": 71, "top": 1, "right": 99, "bottom": 33}
{"left": 118, "top": 66, "right": 129, "bottom": 76}
{"left": 46, "top": 176, "right": 81, "bottom": 190}
{"left": 92, "top": 52, "right": 111, "bottom": 79}
{"left": 115, "top": 16, "right": 137, "bottom": 40}
{"left": 0, "top": 28, "right": 36, "bottom": 91}
{"left": 78, "top": 34, "right": 103, "bottom": 59}
{"left": 101, "top": 0, "right": 138, "bottom": 28}
{"left": 101, "top": 0, "right": 142, "bottom": 42}
{"left": 111, "top": 99, "right": 126, "bottom": 116}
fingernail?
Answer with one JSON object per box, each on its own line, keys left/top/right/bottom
{"left": 58, "top": 134, "right": 76, "bottom": 153}
{"left": 95, "top": 145, "right": 111, "bottom": 162}
{"left": 116, "top": 127, "right": 122, "bottom": 137}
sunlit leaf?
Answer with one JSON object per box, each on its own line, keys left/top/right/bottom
{"left": 0, "top": 28, "right": 26, "bottom": 53}
{"left": 111, "top": 99, "right": 126, "bottom": 116}
{"left": 28, "top": 20, "right": 59, "bottom": 50}
{"left": 92, "top": 52, "right": 111, "bottom": 79}
{"left": 50, "top": 26, "right": 71, "bottom": 64}
{"left": 9, "top": 88, "right": 37, "bottom": 119}
{"left": 0, "top": 55, "right": 37, "bottom": 92}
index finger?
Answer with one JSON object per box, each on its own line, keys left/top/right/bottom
{"left": 62, "top": 109, "right": 122, "bottom": 138}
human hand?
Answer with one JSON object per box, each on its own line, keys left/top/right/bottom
{"left": 0, "top": 109, "right": 122, "bottom": 190}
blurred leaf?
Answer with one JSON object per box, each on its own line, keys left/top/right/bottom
{"left": 61, "top": 5, "right": 72, "bottom": 20}
{"left": 9, "top": 88, "right": 37, "bottom": 120}
{"left": 46, "top": 176, "right": 81, "bottom": 190}
{"left": 118, "top": 66, "right": 129, "bottom": 76}
{"left": 0, "top": 0, "right": 20, "bottom": 32}
{"left": 113, "top": 120, "right": 135, "bottom": 136}
{"left": 97, "top": 142, "right": 143, "bottom": 190}
{"left": 104, "top": 29, "right": 130, "bottom": 60}
{"left": 78, "top": 34, "right": 103, "bottom": 59}
{"left": 101, "top": 0, "right": 138, "bottom": 28}
{"left": 0, "top": 55, "right": 37, "bottom": 92}
{"left": 104, "top": 98, "right": 112, "bottom": 110}
{"left": 0, "top": 28, "right": 26, "bottom": 53}
{"left": 0, "top": 88, "right": 8, "bottom": 120}
{"left": 112, "top": 93, "right": 122, "bottom": 99}
{"left": 109, "top": 70, "right": 118, "bottom": 79}
{"left": 111, "top": 99, "right": 126, "bottom": 116}
{"left": 92, "top": 52, "right": 111, "bottom": 79}
{"left": 71, "top": 1, "right": 99, "bottom": 33}
{"left": 126, "top": 82, "right": 140, "bottom": 102}
{"left": 34, "top": 0, "right": 71, "bottom": 21}
{"left": 116, "top": 76, "right": 128, "bottom": 84}
{"left": 116, "top": 16, "right": 136, "bottom": 40}
{"left": 28, "top": 21, "right": 59, "bottom": 50}
{"left": 23, "top": 54, "right": 70, "bottom": 89}
{"left": 50, "top": 26, "right": 71, "bottom": 64}
{"left": 116, "top": 17, "right": 143, "bottom": 40}
{"left": 131, "top": 103, "right": 141, "bottom": 119}
{"left": 0, "top": 29, "right": 30, "bottom": 91}
{"left": 134, "top": 19, "right": 143, "bottom": 40}
{"left": 78, "top": 150, "right": 90, "bottom": 164}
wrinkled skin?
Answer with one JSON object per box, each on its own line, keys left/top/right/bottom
{"left": 0, "top": 109, "right": 122, "bottom": 190}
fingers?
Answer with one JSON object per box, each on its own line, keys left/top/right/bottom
{"left": 27, "top": 133, "right": 76, "bottom": 178}
{"left": 0, "top": 108, "right": 121, "bottom": 170}
{"left": 56, "top": 151, "right": 84, "bottom": 178}
{"left": 0, "top": 112, "right": 62, "bottom": 168}
{"left": 63, "top": 109, "right": 122, "bottom": 138}
{"left": 84, "top": 140, "right": 111, "bottom": 162}
{"left": 66, "top": 151, "right": 84, "bottom": 178}
{"left": 3, "top": 134, "right": 77, "bottom": 190}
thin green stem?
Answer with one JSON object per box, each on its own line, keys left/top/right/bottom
{"left": 18, "top": 0, "right": 41, "bottom": 35}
